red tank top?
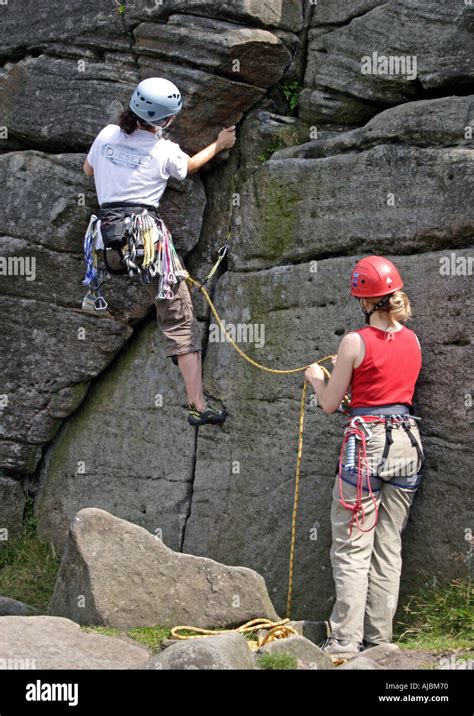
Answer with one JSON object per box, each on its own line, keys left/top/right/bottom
{"left": 350, "top": 326, "right": 422, "bottom": 408}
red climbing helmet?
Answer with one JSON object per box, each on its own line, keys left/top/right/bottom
{"left": 350, "top": 256, "right": 403, "bottom": 297}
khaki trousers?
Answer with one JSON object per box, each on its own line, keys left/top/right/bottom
{"left": 144, "top": 277, "right": 201, "bottom": 359}
{"left": 329, "top": 420, "right": 423, "bottom": 644}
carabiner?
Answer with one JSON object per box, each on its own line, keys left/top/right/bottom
{"left": 217, "top": 242, "right": 228, "bottom": 258}
{"left": 94, "top": 296, "right": 108, "bottom": 312}
{"left": 350, "top": 416, "right": 373, "bottom": 441}
{"left": 158, "top": 289, "right": 173, "bottom": 300}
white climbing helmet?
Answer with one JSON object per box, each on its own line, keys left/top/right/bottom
{"left": 129, "top": 77, "right": 182, "bottom": 126}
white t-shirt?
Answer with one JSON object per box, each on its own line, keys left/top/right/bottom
{"left": 86, "top": 124, "right": 190, "bottom": 207}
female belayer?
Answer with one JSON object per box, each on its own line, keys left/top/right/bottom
{"left": 305, "top": 256, "right": 424, "bottom": 658}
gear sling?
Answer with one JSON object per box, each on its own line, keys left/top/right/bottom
{"left": 82, "top": 202, "right": 186, "bottom": 313}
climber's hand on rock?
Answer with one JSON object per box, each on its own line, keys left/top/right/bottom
{"left": 305, "top": 363, "right": 326, "bottom": 384}
{"left": 217, "top": 126, "right": 236, "bottom": 152}
{"left": 188, "top": 128, "right": 236, "bottom": 173}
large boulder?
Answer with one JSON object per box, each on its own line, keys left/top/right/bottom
{"left": 0, "top": 597, "right": 41, "bottom": 617}
{"left": 257, "top": 635, "right": 334, "bottom": 670}
{"left": 148, "top": 632, "right": 256, "bottom": 670}
{"left": 0, "top": 616, "right": 150, "bottom": 669}
{"left": 231, "top": 97, "right": 474, "bottom": 270}
{"left": 49, "top": 508, "right": 280, "bottom": 629}
{"left": 134, "top": 16, "right": 292, "bottom": 87}
{"left": 300, "top": 1, "right": 473, "bottom": 125}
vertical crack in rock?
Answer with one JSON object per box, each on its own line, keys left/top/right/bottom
{"left": 179, "top": 422, "right": 199, "bottom": 552}
{"left": 121, "top": 15, "right": 141, "bottom": 74}
{"left": 179, "top": 157, "right": 237, "bottom": 549}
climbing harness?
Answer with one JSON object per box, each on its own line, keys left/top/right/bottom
{"left": 82, "top": 204, "right": 187, "bottom": 313}
{"left": 337, "top": 405, "right": 424, "bottom": 535}
{"left": 338, "top": 416, "right": 379, "bottom": 535}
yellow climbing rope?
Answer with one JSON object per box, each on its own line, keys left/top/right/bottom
{"left": 186, "top": 276, "right": 333, "bottom": 379}
{"left": 171, "top": 618, "right": 299, "bottom": 651}
{"left": 185, "top": 275, "right": 336, "bottom": 621}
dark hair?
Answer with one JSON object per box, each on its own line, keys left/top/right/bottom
{"left": 118, "top": 108, "right": 151, "bottom": 135}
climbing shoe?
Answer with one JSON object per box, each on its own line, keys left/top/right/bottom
{"left": 320, "top": 636, "right": 362, "bottom": 659}
{"left": 188, "top": 403, "right": 227, "bottom": 427}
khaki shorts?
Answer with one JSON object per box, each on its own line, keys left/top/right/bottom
{"left": 144, "top": 277, "right": 201, "bottom": 359}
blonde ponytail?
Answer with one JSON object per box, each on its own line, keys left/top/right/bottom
{"left": 388, "top": 290, "right": 412, "bottom": 322}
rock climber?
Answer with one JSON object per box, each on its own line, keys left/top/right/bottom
{"left": 304, "top": 256, "right": 424, "bottom": 658}
{"left": 82, "top": 77, "right": 236, "bottom": 426}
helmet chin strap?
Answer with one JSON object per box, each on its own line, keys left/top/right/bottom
{"left": 360, "top": 293, "right": 392, "bottom": 324}
{"left": 137, "top": 115, "right": 174, "bottom": 131}
{"left": 158, "top": 116, "right": 174, "bottom": 129}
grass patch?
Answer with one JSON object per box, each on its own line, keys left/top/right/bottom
{"left": 0, "top": 497, "right": 60, "bottom": 612}
{"left": 394, "top": 579, "right": 473, "bottom": 652}
{"left": 126, "top": 625, "right": 172, "bottom": 653}
{"left": 258, "top": 652, "right": 298, "bottom": 670}
{"left": 80, "top": 625, "right": 172, "bottom": 652}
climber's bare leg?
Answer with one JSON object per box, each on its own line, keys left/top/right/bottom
{"left": 177, "top": 352, "right": 206, "bottom": 411}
